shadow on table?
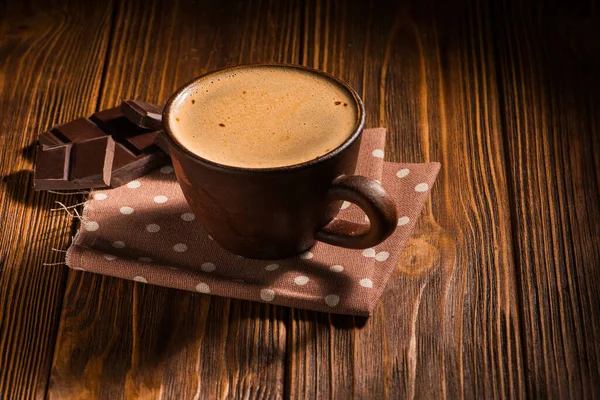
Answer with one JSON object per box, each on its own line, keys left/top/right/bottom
{"left": 2, "top": 169, "right": 89, "bottom": 215}
{"left": 52, "top": 272, "right": 366, "bottom": 390}
{"left": 51, "top": 204, "right": 369, "bottom": 389}
{"left": 291, "top": 308, "right": 369, "bottom": 329}
{"left": 1, "top": 169, "right": 36, "bottom": 205}
{"left": 21, "top": 141, "right": 37, "bottom": 162}
{"left": 1, "top": 141, "right": 37, "bottom": 204}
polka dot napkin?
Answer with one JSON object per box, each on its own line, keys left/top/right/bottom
{"left": 66, "top": 129, "right": 440, "bottom": 315}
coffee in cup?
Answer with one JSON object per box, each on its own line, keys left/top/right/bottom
{"left": 167, "top": 65, "right": 359, "bottom": 168}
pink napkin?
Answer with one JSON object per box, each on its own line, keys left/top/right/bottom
{"left": 66, "top": 128, "right": 440, "bottom": 315}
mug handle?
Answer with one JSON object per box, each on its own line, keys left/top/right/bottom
{"left": 315, "top": 175, "right": 398, "bottom": 249}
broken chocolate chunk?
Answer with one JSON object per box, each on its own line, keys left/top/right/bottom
{"left": 120, "top": 100, "right": 163, "bottom": 131}
{"left": 69, "top": 136, "right": 115, "bottom": 184}
{"left": 34, "top": 144, "right": 72, "bottom": 188}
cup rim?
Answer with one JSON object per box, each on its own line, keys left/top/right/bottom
{"left": 162, "top": 63, "right": 366, "bottom": 173}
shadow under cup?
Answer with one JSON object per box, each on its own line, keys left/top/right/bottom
{"left": 158, "top": 64, "right": 398, "bottom": 260}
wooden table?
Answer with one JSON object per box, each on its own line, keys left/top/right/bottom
{"left": 1, "top": 0, "right": 599, "bottom": 398}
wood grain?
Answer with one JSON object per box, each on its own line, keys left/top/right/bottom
{"left": 0, "top": 0, "right": 114, "bottom": 398}
{"left": 287, "top": 0, "right": 526, "bottom": 398}
{"left": 493, "top": 0, "right": 600, "bottom": 397}
{"left": 1, "top": 0, "right": 599, "bottom": 398}
{"left": 48, "top": 0, "right": 301, "bottom": 398}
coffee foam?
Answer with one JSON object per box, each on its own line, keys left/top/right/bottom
{"left": 168, "top": 65, "right": 359, "bottom": 168}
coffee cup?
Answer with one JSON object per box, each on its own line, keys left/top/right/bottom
{"left": 139, "top": 64, "right": 397, "bottom": 259}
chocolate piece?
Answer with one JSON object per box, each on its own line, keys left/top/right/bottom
{"left": 120, "top": 100, "right": 163, "bottom": 131}
{"left": 33, "top": 136, "right": 115, "bottom": 191}
{"left": 51, "top": 118, "right": 105, "bottom": 142}
{"left": 69, "top": 136, "right": 115, "bottom": 185}
{"left": 125, "top": 131, "right": 160, "bottom": 153}
{"left": 34, "top": 144, "right": 72, "bottom": 189}
{"left": 34, "top": 101, "right": 168, "bottom": 191}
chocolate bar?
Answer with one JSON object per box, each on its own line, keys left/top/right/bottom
{"left": 34, "top": 101, "right": 169, "bottom": 191}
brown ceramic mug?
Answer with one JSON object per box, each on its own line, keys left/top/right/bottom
{"left": 149, "top": 64, "right": 397, "bottom": 259}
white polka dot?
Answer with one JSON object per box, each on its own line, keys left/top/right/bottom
{"left": 341, "top": 201, "right": 351, "bottom": 210}
{"left": 73, "top": 267, "right": 85, "bottom": 271}
{"left": 173, "top": 243, "right": 188, "bottom": 252}
{"left": 260, "top": 288, "right": 276, "bottom": 301}
{"left": 160, "top": 165, "right": 174, "bottom": 174}
{"left": 112, "top": 241, "right": 125, "bottom": 248}
{"left": 415, "top": 183, "right": 429, "bottom": 192}
{"left": 359, "top": 278, "right": 373, "bottom": 288}
{"left": 181, "top": 212, "right": 195, "bottom": 221}
{"left": 196, "top": 282, "right": 210, "bottom": 293}
{"left": 398, "top": 216, "right": 410, "bottom": 226}
{"left": 372, "top": 149, "right": 384, "bottom": 158}
{"left": 365, "top": 215, "right": 370, "bottom": 222}
{"left": 396, "top": 168, "right": 410, "bottom": 178}
{"left": 138, "top": 257, "right": 152, "bottom": 262}
{"left": 330, "top": 265, "right": 344, "bottom": 272}
{"left": 362, "top": 248, "right": 376, "bottom": 258}
{"left": 120, "top": 206, "right": 134, "bottom": 215}
{"left": 146, "top": 223, "right": 160, "bottom": 233}
{"left": 299, "top": 251, "right": 313, "bottom": 259}
{"left": 294, "top": 276, "right": 309, "bottom": 286}
{"left": 85, "top": 221, "right": 99, "bottom": 231}
{"left": 325, "top": 294, "right": 340, "bottom": 307}
{"left": 265, "top": 263, "right": 280, "bottom": 271}
{"left": 127, "top": 180, "right": 141, "bottom": 189}
{"left": 93, "top": 193, "right": 107, "bottom": 201}
{"left": 375, "top": 251, "right": 390, "bottom": 262}
{"left": 154, "top": 195, "right": 168, "bottom": 204}
{"left": 201, "top": 262, "right": 216, "bottom": 272}
{"left": 134, "top": 276, "right": 147, "bottom": 283}
{"left": 103, "top": 253, "right": 117, "bottom": 260}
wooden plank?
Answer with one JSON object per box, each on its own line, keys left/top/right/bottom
{"left": 0, "top": 1, "right": 114, "bottom": 398}
{"left": 493, "top": 0, "right": 600, "bottom": 398}
{"left": 48, "top": 0, "right": 301, "bottom": 398}
{"left": 287, "top": 0, "right": 526, "bottom": 398}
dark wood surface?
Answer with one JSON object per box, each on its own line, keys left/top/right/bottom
{"left": 0, "top": 0, "right": 598, "bottom": 398}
